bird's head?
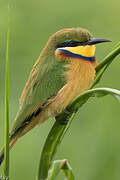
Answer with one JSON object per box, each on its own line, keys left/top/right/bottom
{"left": 47, "top": 28, "right": 111, "bottom": 62}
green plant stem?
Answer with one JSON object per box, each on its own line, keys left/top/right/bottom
{"left": 38, "top": 113, "right": 75, "bottom": 180}
{"left": 37, "top": 43, "right": 120, "bottom": 180}
{"left": 92, "top": 44, "right": 120, "bottom": 87}
{"left": 96, "top": 45, "right": 120, "bottom": 73}
{"left": 4, "top": 29, "right": 10, "bottom": 180}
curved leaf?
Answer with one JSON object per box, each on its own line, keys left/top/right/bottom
{"left": 47, "top": 159, "right": 74, "bottom": 180}
{"left": 69, "top": 87, "right": 120, "bottom": 112}
{"left": 37, "top": 87, "right": 120, "bottom": 180}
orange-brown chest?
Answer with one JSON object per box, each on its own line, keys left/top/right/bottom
{"left": 48, "top": 58, "right": 97, "bottom": 115}
{"left": 64, "top": 58, "right": 97, "bottom": 98}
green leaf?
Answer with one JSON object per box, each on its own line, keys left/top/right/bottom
{"left": 47, "top": 159, "right": 74, "bottom": 180}
{"left": 4, "top": 29, "right": 10, "bottom": 180}
{"left": 69, "top": 87, "right": 120, "bottom": 111}
{"left": 92, "top": 43, "right": 120, "bottom": 87}
{"left": 37, "top": 43, "right": 120, "bottom": 180}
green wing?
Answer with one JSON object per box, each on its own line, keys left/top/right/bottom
{"left": 11, "top": 55, "right": 68, "bottom": 134}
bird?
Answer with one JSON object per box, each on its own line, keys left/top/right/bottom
{"left": 0, "top": 27, "right": 111, "bottom": 165}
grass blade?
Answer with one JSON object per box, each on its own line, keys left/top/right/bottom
{"left": 4, "top": 29, "right": 10, "bottom": 180}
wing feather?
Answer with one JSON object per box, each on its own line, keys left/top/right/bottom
{"left": 11, "top": 55, "right": 68, "bottom": 133}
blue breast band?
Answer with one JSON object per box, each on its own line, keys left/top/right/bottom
{"left": 58, "top": 49, "right": 96, "bottom": 62}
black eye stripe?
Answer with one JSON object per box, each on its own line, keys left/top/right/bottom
{"left": 56, "top": 40, "right": 79, "bottom": 48}
{"left": 56, "top": 40, "right": 89, "bottom": 48}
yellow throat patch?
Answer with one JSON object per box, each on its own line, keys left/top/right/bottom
{"left": 64, "top": 45, "right": 95, "bottom": 57}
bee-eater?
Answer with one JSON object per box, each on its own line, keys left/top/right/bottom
{"left": 0, "top": 27, "right": 111, "bottom": 165}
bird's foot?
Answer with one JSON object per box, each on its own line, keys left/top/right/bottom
{"left": 55, "top": 116, "right": 70, "bottom": 125}
{"left": 64, "top": 109, "right": 70, "bottom": 115}
{"left": 55, "top": 109, "right": 70, "bottom": 125}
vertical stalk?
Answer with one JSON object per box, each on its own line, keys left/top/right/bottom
{"left": 4, "top": 29, "right": 10, "bottom": 180}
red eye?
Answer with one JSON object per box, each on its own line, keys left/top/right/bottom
{"left": 70, "top": 41, "right": 73, "bottom": 44}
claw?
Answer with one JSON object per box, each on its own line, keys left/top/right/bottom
{"left": 55, "top": 116, "right": 70, "bottom": 125}
{"left": 64, "top": 109, "right": 70, "bottom": 115}
{"left": 55, "top": 108, "right": 70, "bottom": 125}
{"left": 60, "top": 117, "right": 70, "bottom": 125}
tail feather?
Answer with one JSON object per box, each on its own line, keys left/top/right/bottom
{"left": 0, "top": 148, "right": 4, "bottom": 165}
{"left": 0, "top": 107, "right": 43, "bottom": 165}
{"left": 0, "top": 135, "right": 19, "bottom": 166}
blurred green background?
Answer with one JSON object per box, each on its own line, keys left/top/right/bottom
{"left": 0, "top": 0, "right": 120, "bottom": 179}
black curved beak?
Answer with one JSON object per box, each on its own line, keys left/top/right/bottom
{"left": 87, "top": 38, "right": 112, "bottom": 45}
